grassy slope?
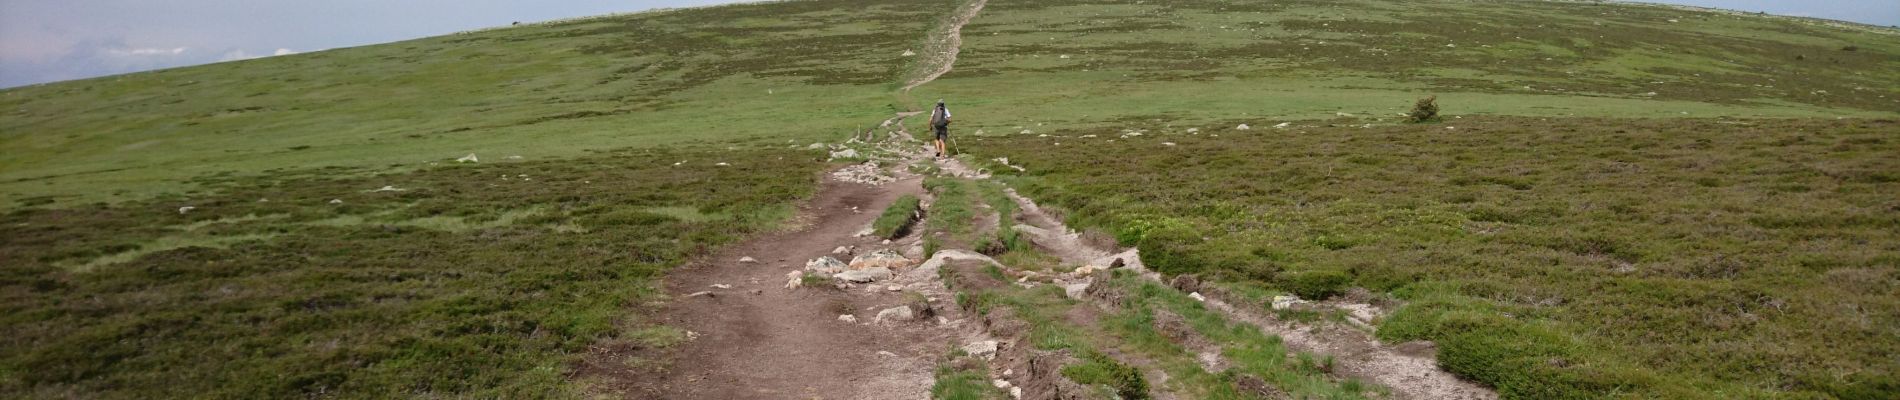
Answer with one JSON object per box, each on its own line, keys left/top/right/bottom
{"left": 0, "top": 0, "right": 952, "bottom": 207}
{"left": 909, "top": 0, "right": 1899, "bottom": 398}
{"left": 2, "top": 0, "right": 1896, "bottom": 398}
{"left": 0, "top": 0, "right": 949, "bottom": 397}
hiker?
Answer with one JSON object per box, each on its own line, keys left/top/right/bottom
{"left": 930, "top": 100, "right": 952, "bottom": 157}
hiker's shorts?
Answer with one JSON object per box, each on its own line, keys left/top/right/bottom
{"left": 933, "top": 124, "right": 948, "bottom": 140}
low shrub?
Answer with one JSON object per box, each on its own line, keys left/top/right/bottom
{"left": 1407, "top": 95, "right": 1439, "bottom": 123}
{"left": 1061, "top": 352, "right": 1149, "bottom": 400}
{"left": 1280, "top": 270, "right": 1350, "bottom": 299}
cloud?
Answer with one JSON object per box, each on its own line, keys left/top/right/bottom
{"left": 218, "top": 47, "right": 296, "bottom": 62}
{"left": 111, "top": 47, "right": 188, "bottom": 56}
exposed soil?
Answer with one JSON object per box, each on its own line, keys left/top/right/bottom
{"left": 582, "top": 172, "right": 975, "bottom": 399}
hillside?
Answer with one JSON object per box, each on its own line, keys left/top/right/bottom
{"left": 2, "top": 0, "right": 1896, "bottom": 398}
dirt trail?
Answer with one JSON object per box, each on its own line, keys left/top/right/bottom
{"left": 904, "top": 0, "right": 988, "bottom": 92}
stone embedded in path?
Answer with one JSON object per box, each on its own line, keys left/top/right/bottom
{"left": 739, "top": 256, "right": 758, "bottom": 263}
{"left": 849, "top": 248, "right": 912, "bottom": 270}
{"left": 839, "top": 314, "right": 858, "bottom": 323}
{"left": 834, "top": 267, "right": 894, "bottom": 283}
{"left": 1271, "top": 294, "right": 1304, "bottom": 310}
{"left": 875, "top": 305, "right": 915, "bottom": 323}
{"left": 806, "top": 256, "right": 847, "bottom": 274}
{"left": 833, "top": 245, "right": 854, "bottom": 255}
{"left": 963, "top": 340, "right": 999, "bottom": 360}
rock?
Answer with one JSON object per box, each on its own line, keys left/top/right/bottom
{"left": 993, "top": 379, "right": 1011, "bottom": 388}
{"left": 177, "top": 206, "right": 195, "bottom": 214}
{"left": 1235, "top": 124, "right": 1251, "bottom": 130}
{"left": 710, "top": 284, "right": 732, "bottom": 289}
{"left": 1062, "top": 282, "right": 1091, "bottom": 299}
{"left": 368, "top": 185, "right": 404, "bottom": 192}
{"left": 963, "top": 340, "right": 999, "bottom": 360}
{"left": 903, "top": 49, "right": 917, "bottom": 56}
{"left": 833, "top": 245, "right": 853, "bottom": 255}
{"left": 1162, "top": 142, "right": 1176, "bottom": 146}
{"left": 806, "top": 256, "right": 848, "bottom": 273}
{"left": 686, "top": 291, "right": 714, "bottom": 298}
{"left": 715, "top": 162, "right": 730, "bottom": 167}
{"left": 849, "top": 248, "right": 911, "bottom": 270}
{"left": 875, "top": 306, "right": 915, "bottom": 323}
{"left": 1271, "top": 294, "right": 1303, "bottom": 310}
{"left": 328, "top": 199, "right": 344, "bottom": 204}
{"left": 834, "top": 267, "right": 894, "bottom": 283}
{"left": 1186, "top": 127, "right": 1200, "bottom": 133}
{"left": 854, "top": 227, "right": 875, "bottom": 237}
{"left": 838, "top": 314, "right": 858, "bottom": 323}
{"left": 739, "top": 256, "right": 757, "bottom": 263}
{"left": 1189, "top": 292, "right": 1207, "bottom": 302}
{"left": 808, "top": 142, "right": 827, "bottom": 149}
{"left": 886, "top": 285, "right": 903, "bottom": 292}
{"left": 878, "top": 350, "right": 899, "bottom": 357}
{"left": 1273, "top": 122, "right": 1292, "bottom": 128}
{"left": 1010, "top": 387, "right": 1022, "bottom": 399}
{"left": 1169, "top": 274, "right": 1201, "bottom": 293}
{"left": 785, "top": 270, "right": 806, "bottom": 289}
{"left": 828, "top": 148, "right": 860, "bottom": 160}
{"left": 456, "top": 153, "right": 478, "bottom": 163}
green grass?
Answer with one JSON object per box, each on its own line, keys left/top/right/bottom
{"left": 4, "top": 0, "right": 1898, "bottom": 397}
{"left": 0, "top": 146, "right": 823, "bottom": 397}
{"left": 972, "top": 117, "right": 1899, "bottom": 398}
{"left": 931, "top": 349, "right": 1009, "bottom": 400}
{"left": 874, "top": 195, "right": 924, "bottom": 239}
{"left": 0, "top": 0, "right": 956, "bottom": 208}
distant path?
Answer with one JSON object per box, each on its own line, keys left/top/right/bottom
{"left": 903, "top": 0, "right": 987, "bottom": 92}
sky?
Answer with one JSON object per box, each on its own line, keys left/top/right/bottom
{"left": 1, "top": 0, "right": 1896, "bottom": 89}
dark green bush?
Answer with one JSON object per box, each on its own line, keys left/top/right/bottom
{"left": 1280, "top": 270, "right": 1350, "bottom": 299}
{"left": 1407, "top": 95, "right": 1439, "bottom": 123}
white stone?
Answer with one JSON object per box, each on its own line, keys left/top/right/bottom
{"left": 710, "top": 284, "right": 732, "bottom": 289}
{"left": 456, "top": 153, "right": 478, "bottom": 163}
{"left": 1189, "top": 292, "right": 1207, "bottom": 302}
{"left": 992, "top": 379, "right": 1011, "bottom": 388}
{"left": 328, "top": 199, "right": 343, "bottom": 204}
{"left": 1010, "top": 387, "right": 1022, "bottom": 399}
{"left": 739, "top": 256, "right": 758, "bottom": 263}
{"left": 849, "top": 248, "right": 911, "bottom": 270}
{"left": 838, "top": 314, "right": 858, "bottom": 323}
{"left": 1235, "top": 124, "right": 1251, "bottom": 130}
{"left": 875, "top": 305, "right": 915, "bottom": 323}
{"left": 834, "top": 267, "right": 894, "bottom": 283}
{"left": 806, "top": 256, "right": 848, "bottom": 273}
{"left": 177, "top": 206, "right": 195, "bottom": 214}
{"left": 963, "top": 340, "right": 999, "bottom": 360}
{"left": 1273, "top": 122, "right": 1292, "bottom": 128}
{"left": 1271, "top": 295, "right": 1304, "bottom": 310}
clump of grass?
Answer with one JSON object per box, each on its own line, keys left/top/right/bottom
{"left": 1061, "top": 352, "right": 1150, "bottom": 400}
{"left": 872, "top": 195, "right": 923, "bottom": 239}
{"left": 931, "top": 348, "right": 1006, "bottom": 400}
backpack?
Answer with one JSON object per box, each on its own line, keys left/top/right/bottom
{"left": 929, "top": 107, "right": 949, "bottom": 128}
